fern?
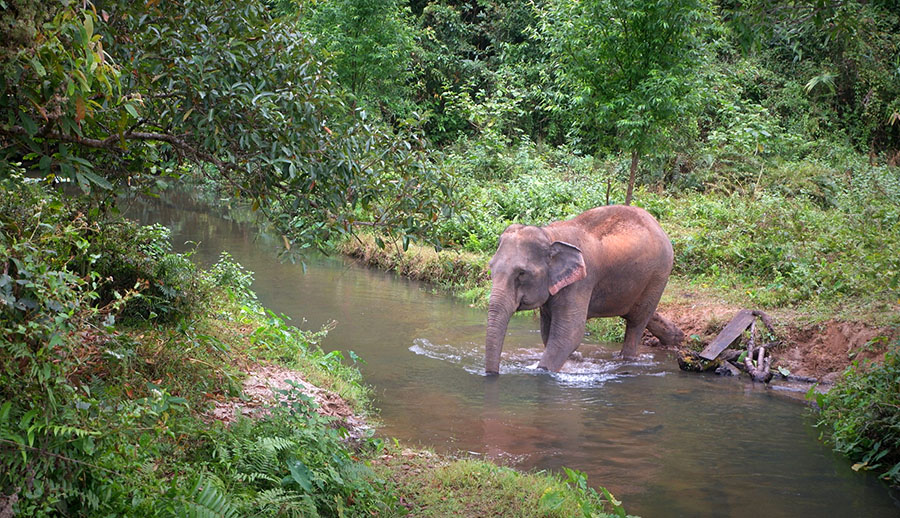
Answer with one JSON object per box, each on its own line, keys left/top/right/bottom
{"left": 49, "top": 424, "right": 100, "bottom": 438}
{"left": 254, "top": 488, "right": 317, "bottom": 518}
{"left": 256, "top": 436, "right": 296, "bottom": 453}
{"left": 179, "top": 478, "right": 238, "bottom": 518}
{"left": 233, "top": 472, "right": 280, "bottom": 484}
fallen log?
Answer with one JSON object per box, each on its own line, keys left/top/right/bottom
{"left": 743, "top": 321, "right": 772, "bottom": 383}
{"left": 678, "top": 309, "right": 776, "bottom": 382}
{"left": 647, "top": 312, "right": 685, "bottom": 347}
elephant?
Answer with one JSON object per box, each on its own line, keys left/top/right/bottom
{"left": 484, "top": 205, "right": 683, "bottom": 375}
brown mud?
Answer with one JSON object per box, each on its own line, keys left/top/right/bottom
{"left": 653, "top": 288, "right": 898, "bottom": 382}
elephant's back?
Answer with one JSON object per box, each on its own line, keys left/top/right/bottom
{"left": 569, "top": 205, "right": 668, "bottom": 240}
{"left": 549, "top": 205, "right": 673, "bottom": 269}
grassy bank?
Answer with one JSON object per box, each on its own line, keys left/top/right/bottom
{"left": 0, "top": 179, "right": 627, "bottom": 517}
{"left": 376, "top": 449, "right": 626, "bottom": 517}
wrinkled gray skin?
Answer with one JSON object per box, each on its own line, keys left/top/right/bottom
{"left": 485, "top": 205, "right": 674, "bottom": 375}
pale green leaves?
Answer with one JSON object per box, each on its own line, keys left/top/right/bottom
{"left": 542, "top": 0, "right": 712, "bottom": 155}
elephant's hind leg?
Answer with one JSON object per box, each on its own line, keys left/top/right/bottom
{"left": 621, "top": 282, "right": 667, "bottom": 359}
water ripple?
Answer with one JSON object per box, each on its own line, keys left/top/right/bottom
{"left": 409, "top": 339, "right": 661, "bottom": 387}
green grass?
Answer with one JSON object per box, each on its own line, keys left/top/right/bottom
{"left": 376, "top": 449, "right": 626, "bottom": 518}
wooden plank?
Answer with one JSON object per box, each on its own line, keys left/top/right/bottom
{"left": 699, "top": 309, "right": 755, "bottom": 360}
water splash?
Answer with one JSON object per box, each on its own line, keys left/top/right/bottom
{"left": 408, "top": 338, "right": 472, "bottom": 364}
{"left": 410, "top": 339, "right": 662, "bottom": 387}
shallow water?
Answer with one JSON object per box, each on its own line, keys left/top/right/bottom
{"left": 131, "top": 193, "right": 900, "bottom": 517}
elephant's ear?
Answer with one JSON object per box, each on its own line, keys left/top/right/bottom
{"left": 548, "top": 241, "right": 587, "bottom": 296}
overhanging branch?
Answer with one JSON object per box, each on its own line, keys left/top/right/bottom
{"left": 1, "top": 124, "right": 236, "bottom": 172}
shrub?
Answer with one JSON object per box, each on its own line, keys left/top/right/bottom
{"left": 0, "top": 177, "right": 391, "bottom": 515}
{"left": 199, "top": 383, "right": 394, "bottom": 517}
{"left": 814, "top": 341, "right": 900, "bottom": 485}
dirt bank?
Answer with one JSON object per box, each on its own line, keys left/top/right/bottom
{"left": 207, "top": 363, "right": 369, "bottom": 437}
{"left": 657, "top": 287, "right": 898, "bottom": 381}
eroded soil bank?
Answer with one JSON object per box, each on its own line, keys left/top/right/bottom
{"left": 207, "top": 362, "right": 369, "bottom": 437}
{"left": 656, "top": 287, "right": 899, "bottom": 382}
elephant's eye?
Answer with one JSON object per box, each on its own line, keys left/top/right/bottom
{"left": 517, "top": 269, "right": 531, "bottom": 280}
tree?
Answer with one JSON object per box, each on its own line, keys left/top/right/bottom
{"left": 723, "top": 0, "right": 900, "bottom": 156}
{"left": 301, "top": 0, "right": 417, "bottom": 115}
{"left": 542, "top": 0, "right": 711, "bottom": 204}
{"left": 0, "top": 0, "right": 452, "bottom": 249}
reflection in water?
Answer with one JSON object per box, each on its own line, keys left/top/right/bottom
{"left": 130, "top": 192, "right": 900, "bottom": 518}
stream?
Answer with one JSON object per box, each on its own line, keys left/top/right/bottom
{"left": 130, "top": 192, "right": 900, "bottom": 517}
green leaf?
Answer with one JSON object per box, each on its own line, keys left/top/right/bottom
{"left": 288, "top": 459, "right": 312, "bottom": 491}
{"left": 84, "top": 13, "right": 94, "bottom": 40}
{"left": 30, "top": 57, "right": 46, "bottom": 77}
{"left": 80, "top": 171, "right": 113, "bottom": 190}
{"left": 38, "top": 155, "right": 52, "bottom": 174}
{"left": 19, "top": 112, "right": 38, "bottom": 137}
{"left": 124, "top": 103, "right": 139, "bottom": 119}
{"left": 538, "top": 487, "right": 565, "bottom": 511}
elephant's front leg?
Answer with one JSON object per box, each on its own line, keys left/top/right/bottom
{"left": 537, "top": 305, "right": 587, "bottom": 372}
{"left": 539, "top": 306, "right": 551, "bottom": 347}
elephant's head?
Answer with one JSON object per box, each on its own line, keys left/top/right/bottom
{"left": 484, "top": 224, "right": 586, "bottom": 375}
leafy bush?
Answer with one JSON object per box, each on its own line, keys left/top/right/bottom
{"left": 0, "top": 179, "right": 210, "bottom": 514}
{"left": 814, "top": 342, "right": 900, "bottom": 485}
{"left": 0, "top": 178, "right": 390, "bottom": 515}
{"left": 201, "top": 383, "right": 393, "bottom": 517}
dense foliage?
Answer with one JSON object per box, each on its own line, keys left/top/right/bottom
{"left": 1, "top": 0, "right": 453, "bottom": 248}
{"left": 542, "top": 0, "right": 712, "bottom": 202}
{"left": 277, "top": 0, "right": 900, "bottom": 166}
{"left": 0, "top": 178, "right": 393, "bottom": 516}
{"left": 430, "top": 149, "right": 900, "bottom": 309}
{"left": 815, "top": 341, "right": 900, "bottom": 486}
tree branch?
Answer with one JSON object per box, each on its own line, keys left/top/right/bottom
{"left": 1, "top": 124, "right": 236, "bottom": 172}
{"left": 0, "top": 439, "right": 120, "bottom": 474}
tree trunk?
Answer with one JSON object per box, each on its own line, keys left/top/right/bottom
{"left": 625, "top": 149, "right": 639, "bottom": 206}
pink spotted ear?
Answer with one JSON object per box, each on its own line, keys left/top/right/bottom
{"left": 548, "top": 241, "right": 586, "bottom": 295}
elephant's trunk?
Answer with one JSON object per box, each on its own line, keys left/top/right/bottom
{"left": 485, "top": 287, "right": 516, "bottom": 375}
